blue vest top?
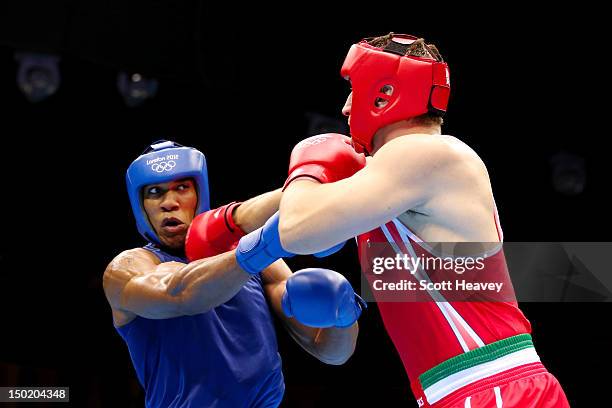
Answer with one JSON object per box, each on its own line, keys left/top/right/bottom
{"left": 115, "top": 244, "right": 284, "bottom": 407}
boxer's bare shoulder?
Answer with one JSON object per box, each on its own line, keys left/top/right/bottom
{"left": 374, "top": 133, "right": 479, "bottom": 184}
{"left": 439, "top": 135, "right": 491, "bottom": 182}
{"left": 103, "top": 248, "right": 162, "bottom": 326}
{"left": 440, "top": 135, "right": 488, "bottom": 166}
{"left": 387, "top": 133, "right": 490, "bottom": 187}
{"left": 106, "top": 248, "right": 161, "bottom": 278}
{"left": 383, "top": 134, "right": 498, "bottom": 241}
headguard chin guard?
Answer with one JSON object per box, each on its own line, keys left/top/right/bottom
{"left": 340, "top": 33, "right": 450, "bottom": 154}
{"left": 126, "top": 140, "right": 210, "bottom": 246}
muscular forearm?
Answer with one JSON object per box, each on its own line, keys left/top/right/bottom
{"left": 233, "top": 189, "right": 282, "bottom": 233}
{"left": 172, "top": 252, "right": 251, "bottom": 315}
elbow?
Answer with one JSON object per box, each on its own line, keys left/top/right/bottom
{"left": 319, "top": 352, "right": 353, "bottom": 366}
{"left": 315, "top": 324, "right": 358, "bottom": 366}
{"left": 317, "top": 345, "right": 356, "bottom": 366}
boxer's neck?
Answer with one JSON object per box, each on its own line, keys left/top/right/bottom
{"left": 371, "top": 120, "right": 441, "bottom": 155}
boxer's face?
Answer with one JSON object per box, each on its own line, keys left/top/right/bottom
{"left": 142, "top": 178, "right": 198, "bottom": 249}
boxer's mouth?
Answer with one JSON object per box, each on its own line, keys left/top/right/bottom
{"left": 161, "top": 217, "right": 187, "bottom": 234}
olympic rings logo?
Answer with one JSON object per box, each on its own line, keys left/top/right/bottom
{"left": 151, "top": 160, "right": 176, "bottom": 172}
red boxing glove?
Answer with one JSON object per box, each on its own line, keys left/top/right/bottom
{"left": 185, "top": 202, "right": 245, "bottom": 262}
{"left": 283, "top": 133, "right": 366, "bottom": 190}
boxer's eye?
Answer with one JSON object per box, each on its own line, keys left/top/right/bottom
{"left": 375, "top": 85, "right": 393, "bottom": 108}
{"left": 146, "top": 187, "right": 161, "bottom": 196}
{"left": 375, "top": 97, "right": 389, "bottom": 108}
{"left": 380, "top": 85, "right": 393, "bottom": 95}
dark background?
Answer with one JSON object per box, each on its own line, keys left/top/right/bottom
{"left": 0, "top": 1, "right": 608, "bottom": 407}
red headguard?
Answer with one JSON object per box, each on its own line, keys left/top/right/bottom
{"left": 340, "top": 34, "right": 450, "bottom": 154}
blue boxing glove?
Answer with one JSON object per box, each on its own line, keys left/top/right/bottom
{"left": 235, "top": 212, "right": 295, "bottom": 275}
{"left": 235, "top": 212, "right": 350, "bottom": 274}
{"left": 281, "top": 268, "right": 367, "bottom": 328}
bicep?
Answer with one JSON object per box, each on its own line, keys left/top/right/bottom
{"left": 103, "top": 251, "right": 186, "bottom": 319}
{"left": 120, "top": 268, "right": 185, "bottom": 319}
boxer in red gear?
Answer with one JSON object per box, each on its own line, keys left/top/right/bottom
{"left": 279, "top": 33, "right": 569, "bottom": 407}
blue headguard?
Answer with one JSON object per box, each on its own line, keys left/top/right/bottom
{"left": 126, "top": 140, "right": 210, "bottom": 245}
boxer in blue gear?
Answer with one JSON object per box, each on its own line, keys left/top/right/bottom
{"left": 104, "top": 141, "right": 362, "bottom": 408}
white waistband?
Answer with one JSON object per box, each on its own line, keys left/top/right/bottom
{"left": 424, "top": 347, "right": 541, "bottom": 404}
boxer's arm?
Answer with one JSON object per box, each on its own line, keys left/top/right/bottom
{"left": 103, "top": 248, "right": 250, "bottom": 319}
{"left": 185, "top": 189, "right": 283, "bottom": 262}
{"left": 279, "top": 136, "right": 455, "bottom": 254}
{"left": 261, "top": 262, "right": 358, "bottom": 365}
{"left": 232, "top": 188, "right": 282, "bottom": 233}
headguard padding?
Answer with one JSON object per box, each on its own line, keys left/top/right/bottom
{"left": 126, "top": 140, "right": 210, "bottom": 245}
